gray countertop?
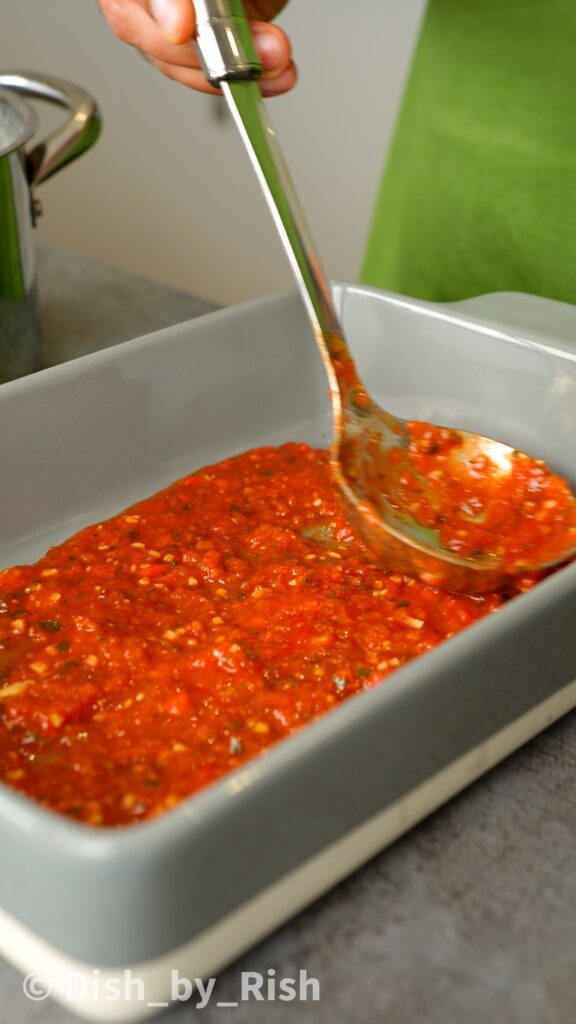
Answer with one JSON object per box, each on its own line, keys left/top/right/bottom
{"left": 36, "top": 243, "right": 219, "bottom": 367}
{"left": 2, "top": 246, "right": 576, "bottom": 1024}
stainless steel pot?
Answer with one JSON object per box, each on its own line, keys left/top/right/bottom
{"left": 0, "top": 71, "right": 100, "bottom": 383}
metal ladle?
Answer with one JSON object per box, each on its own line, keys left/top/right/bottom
{"left": 194, "top": 0, "right": 576, "bottom": 593}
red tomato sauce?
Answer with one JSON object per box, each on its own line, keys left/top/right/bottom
{"left": 0, "top": 444, "right": 560, "bottom": 827}
{"left": 393, "top": 422, "right": 576, "bottom": 567}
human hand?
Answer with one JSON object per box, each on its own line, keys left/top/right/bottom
{"left": 98, "top": 1, "right": 296, "bottom": 96}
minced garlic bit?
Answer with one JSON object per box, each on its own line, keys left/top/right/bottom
{"left": 0, "top": 680, "right": 35, "bottom": 698}
{"left": 403, "top": 615, "right": 425, "bottom": 629}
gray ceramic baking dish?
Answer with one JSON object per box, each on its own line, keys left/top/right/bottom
{"left": 1, "top": 284, "right": 576, "bottom": 1022}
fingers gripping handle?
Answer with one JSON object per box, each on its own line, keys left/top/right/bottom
{"left": 194, "top": 0, "right": 262, "bottom": 84}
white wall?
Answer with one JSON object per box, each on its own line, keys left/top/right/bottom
{"left": 1, "top": 1, "right": 425, "bottom": 305}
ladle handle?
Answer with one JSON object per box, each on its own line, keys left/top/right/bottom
{"left": 194, "top": 0, "right": 361, "bottom": 400}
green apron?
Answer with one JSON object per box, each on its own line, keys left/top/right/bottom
{"left": 361, "top": 0, "right": 576, "bottom": 304}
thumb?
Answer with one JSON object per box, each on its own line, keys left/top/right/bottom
{"left": 150, "top": 0, "right": 195, "bottom": 44}
{"left": 252, "top": 23, "right": 291, "bottom": 78}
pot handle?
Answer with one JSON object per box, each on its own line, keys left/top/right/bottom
{"left": 0, "top": 70, "right": 101, "bottom": 186}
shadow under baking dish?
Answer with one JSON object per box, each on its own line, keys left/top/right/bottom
{"left": 1, "top": 283, "right": 576, "bottom": 1021}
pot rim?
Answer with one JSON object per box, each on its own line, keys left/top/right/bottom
{"left": 0, "top": 86, "right": 38, "bottom": 159}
